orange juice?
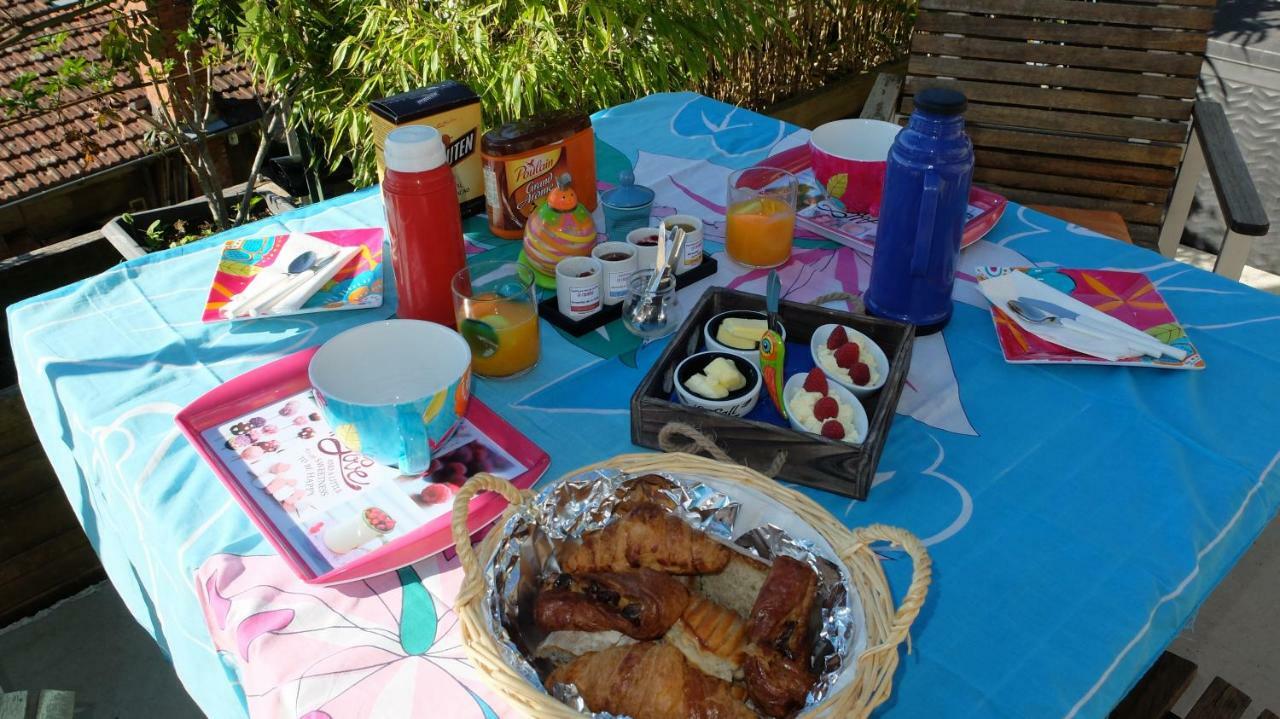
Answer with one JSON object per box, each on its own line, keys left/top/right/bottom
{"left": 726, "top": 196, "right": 796, "bottom": 268}
{"left": 457, "top": 295, "right": 540, "bottom": 378}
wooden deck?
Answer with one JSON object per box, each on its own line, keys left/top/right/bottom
{"left": 0, "top": 386, "right": 104, "bottom": 627}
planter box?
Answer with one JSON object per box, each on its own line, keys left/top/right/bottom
{"left": 100, "top": 181, "right": 293, "bottom": 259}
{"left": 1, "top": 231, "right": 121, "bottom": 387}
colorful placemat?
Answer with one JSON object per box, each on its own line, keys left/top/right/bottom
{"left": 201, "top": 227, "right": 386, "bottom": 322}
{"left": 979, "top": 266, "right": 1205, "bottom": 370}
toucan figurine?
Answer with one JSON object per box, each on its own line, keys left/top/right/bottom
{"left": 759, "top": 331, "right": 787, "bottom": 419}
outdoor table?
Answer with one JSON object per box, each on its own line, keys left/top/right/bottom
{"left": 9, "top": 92, "right": 1280, "bottom": 719}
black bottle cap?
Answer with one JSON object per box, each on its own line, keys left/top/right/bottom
{"left": 914, "top": 87, "right": 968, "bottom": 116}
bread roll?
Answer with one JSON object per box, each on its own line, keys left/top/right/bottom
{"left": 693, "top": 550, "right": 770, "bottom": 617}
{"left": 534, "top": 630, "right": 636, "bottom": 666}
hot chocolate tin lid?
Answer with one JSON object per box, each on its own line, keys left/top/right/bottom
{"left": 367, "top": 80, "right": 479, "bottom": 123}
{"left": 481, "top": 111, "right": 591, "bottom": 155}
{"left": 600, "top": 170, "right": 654, "bottom": 210}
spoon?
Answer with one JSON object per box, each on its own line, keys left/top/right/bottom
{"left": 1006, "top": 299, "right": 1155, "bottom": 359}
{"left": 628, "top": 228, "right": 686, "bottom": 331}
{"left": 243, "top": 251, "right": 345, "bottom": 316}
{"left": 222, "top": 250, "right": 318, "bottom": 317}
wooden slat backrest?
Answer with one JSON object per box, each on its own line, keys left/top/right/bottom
{"left": 903, "top": 0, "right": 1215, "bottom": 243}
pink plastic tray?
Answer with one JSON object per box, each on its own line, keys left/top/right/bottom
{"left": 176, "top": 346, "right": 550, "bottom": 584}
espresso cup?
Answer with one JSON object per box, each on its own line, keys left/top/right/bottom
{"left": 555, "top": 256, "right": 604, "bottom": 319}
{"left": 309, "top": 320, "right": 471, "bottom": 475}
{"left": 591, "top": 242, "right": 638, "bottom": 306}
{"left": 626, "top": 226, "right": 661, "bottom": 272}
{"left": 665, "top": 214, "right": 704, "bottom": 274}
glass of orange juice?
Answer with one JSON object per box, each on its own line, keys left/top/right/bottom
{"left": 725, "top": 167, "right": 798, "bottom": 269}
{"left": 451, "top": 261, "right": 540, "bottom": 379}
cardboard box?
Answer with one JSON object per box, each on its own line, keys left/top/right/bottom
{"left": 368, "top": 81, "right": 484, "bottom": 217}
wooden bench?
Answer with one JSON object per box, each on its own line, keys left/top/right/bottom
{"left": 1111, "top": 651, "right": 1274, "bottom": 719}
{"left": 860, "top": 0, "right": 1270, "bottom": 279}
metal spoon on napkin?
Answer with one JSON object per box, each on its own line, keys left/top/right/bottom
{"left": 221, "top": 250, "right": 318, "bottom": 318}
{"left": 1007, "top": 299, "right": 1185, "bottom": 361}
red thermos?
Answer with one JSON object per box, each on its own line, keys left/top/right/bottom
{"left": 382, "top": 125, "right": 467, "bottom": 326}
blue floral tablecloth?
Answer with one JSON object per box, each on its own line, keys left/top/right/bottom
{"left": 9, "top": 92, "right": 1280, "bottom": 719}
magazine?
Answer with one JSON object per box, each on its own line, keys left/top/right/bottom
{"left": 200, "top": 390, "right": 527, "bottom": 575}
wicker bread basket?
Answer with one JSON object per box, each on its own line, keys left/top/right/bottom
{"left": 449, "top": 452, "right": 931, "bottom": 719}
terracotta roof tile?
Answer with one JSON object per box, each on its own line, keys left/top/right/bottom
{"left": 0, "top": 0, "right": 257, "bottom": 204}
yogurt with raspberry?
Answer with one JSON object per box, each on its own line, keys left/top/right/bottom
{"left": 817, "top": 340, "right": 880, "bottom": 387}
{"left": 789, "top": 389, "right": 860, "bottom": 441}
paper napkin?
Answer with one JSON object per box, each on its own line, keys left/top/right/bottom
{"left": 267, "top": 243, "right": 361, "bottom": 314}
{"left": 220, "top": 233, "right": 354, "bottom": 318}
{"left": 977, "top": 270, "right": 1140, "bottom": 362}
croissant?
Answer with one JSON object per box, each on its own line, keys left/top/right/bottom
{"left": 558, "top": 503, "right": 731, "bottom": 575}
{"left": 545, "top": 642, "right": 756, "bottom": 719}
{"left": 615, "top": 473, "right": 680, "bottom": 514}
{"left": 743, "top": 556, "right": 819, "bottom": 717}
{"left": 665, "top": 594, "right": 748, "bottom": 681}
{"left": 534, "top": 569, "right": 691, "bottom": 640}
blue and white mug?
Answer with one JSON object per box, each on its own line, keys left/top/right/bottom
{"left": 309, "top": 320, "right": 472, "bottom": 475}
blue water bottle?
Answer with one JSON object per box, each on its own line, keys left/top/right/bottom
{"left": 864, "top": 87, "right": 973, "bottom": 334}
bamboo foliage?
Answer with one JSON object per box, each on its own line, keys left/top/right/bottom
{"left": 229, "top": 0, "right": 917, "bottom": 188}
{"left": 700, "top": 0, "right": 917, "bottom": 108}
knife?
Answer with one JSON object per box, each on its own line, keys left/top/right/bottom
{"left": 1017, "top": 297, "right": 1187, "bottom": 361}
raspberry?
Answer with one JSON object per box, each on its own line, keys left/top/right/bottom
{"left": 813, "top": 396, "right": 839, "bottom": 421}
{"left": 826, "top": 326, "right": 849, "bottom": 350}
{"left": 420, "top": 484, "right": 454, "bottom": 505}
{"left": 820, "top": 420, "right": 845, "bottom": 440}
{"left": 834, "top": 342, "right": 861, "bottom": 369}
{"left": 802, "top": 368, "right": 828, "bottom": 395}
{"left": 850, "top": 361, "right": 872, "bottom": 386}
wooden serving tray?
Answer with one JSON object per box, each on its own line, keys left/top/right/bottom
{"left": 630, "top": 287, "right": 914, "bottom": 499}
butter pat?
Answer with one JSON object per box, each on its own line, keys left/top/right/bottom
{"left": 685, "top": 358, "right": 747, "bottom": 400}
{"left": 716, "top": 317, "right": 769, "bottom": 350}
{"left": 703, "top": 358, "right": 746, "bottom": 391}
{"left": 685, "top": 373, "right": 728, "bottom": 399}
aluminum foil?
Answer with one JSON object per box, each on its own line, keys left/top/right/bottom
{"left": 482, "top": 468, "right": 866, "bottom": 717}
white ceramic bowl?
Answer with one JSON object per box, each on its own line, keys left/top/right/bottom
{"left": 783, "top": 373, "right": 868, "bottom": 445}
{"left": 674, "top": 351, "right": 762, "bottom": 417}
{"left": 703, "top": 309, "right": 786, "bottom": 367}
{"left": 809, "top": 323, "right": 889, "bottom": 398}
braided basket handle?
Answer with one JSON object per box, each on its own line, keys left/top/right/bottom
{"left": 449, "top": 473, "right": 531, "bottom": 577}
{"left": 844, "top": 524, "right": 932, "bottom": 655}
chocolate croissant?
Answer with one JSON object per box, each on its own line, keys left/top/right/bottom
{"left": 545, "top": 642, "right": 756, "bottom": 719}
{"left": 743, "top": 555, "right": 820, "bottom": 717}
{"left": 558, "top": 503, "right": 732, "bottom": 575}
{"left": 534, "top": 569, "right": 690, "bottom": 640}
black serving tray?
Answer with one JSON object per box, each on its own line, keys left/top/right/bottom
{"left": 539, "top": 257, "right": 719, "bottom": 336}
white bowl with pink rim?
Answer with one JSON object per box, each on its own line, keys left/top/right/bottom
{"left": 782, "top": 372, "right": 868, "bottom": 446}
{"left": 808, "top": 119, "right": 902, "bottom": 215}
{"left": 809, "top": 323, "right": 890, "bottom": 399}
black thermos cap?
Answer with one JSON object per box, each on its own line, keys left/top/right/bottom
{"left": 914, "top": 87, "right": 968, "bottom": 116}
